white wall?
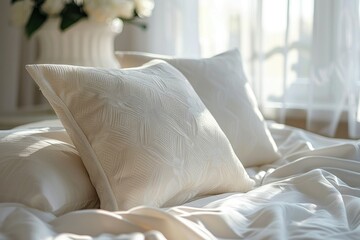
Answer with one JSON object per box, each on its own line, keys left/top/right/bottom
{"left": 0, "top": 1, "right": 21, "bottom": 112}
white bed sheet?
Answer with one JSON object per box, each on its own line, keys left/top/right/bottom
{"left": 1, "top": 121, "right": 360, "bottom": 239}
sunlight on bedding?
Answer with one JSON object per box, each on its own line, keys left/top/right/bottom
{"left": 2, "top": 128, "right": 51, "bottom": 142}
{"left": 19, "top": 139, "right": 64, "bottom": 157}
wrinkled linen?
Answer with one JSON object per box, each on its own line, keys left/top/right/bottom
{"left": 1, "top": 121, "right": 360, "bottom": 239}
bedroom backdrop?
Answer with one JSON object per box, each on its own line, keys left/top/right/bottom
{"left": 1, "top": 0, "right": 360, "bottom": 138}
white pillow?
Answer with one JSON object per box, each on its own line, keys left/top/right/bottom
{"left": 0, "top": 127, "right": 99, "bottom": 215}
{"left": 115, "top": 49, "right": 280, "bottom": 167}
{"left": 26, "top": 61, "right": 255, "bottom": 211}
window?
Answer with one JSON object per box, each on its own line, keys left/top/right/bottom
{"left": 198, "top": 0, "right": 360, "bottom": 123}
{"left": 199, "top": 0, "right": 314, "bottom": 107}
{"left": 146, "top": 0, "right": 360, "bottom": 137}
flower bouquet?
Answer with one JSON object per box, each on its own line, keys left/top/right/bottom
{"left": 10, "top": 0, "right": 154, "bottom": 37}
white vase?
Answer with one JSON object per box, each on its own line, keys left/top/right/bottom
{"left": 35, "top": 18, "right": 122, "bottom": 68}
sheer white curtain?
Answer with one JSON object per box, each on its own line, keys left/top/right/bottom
{"left": 308, "top": 0, "right": 360, "bottom": 138}
{"left": 118, "top": 0, "right": 200, "bottom": 57}
{"left": 149, "top": 0, "right": 360, "bottom": 138}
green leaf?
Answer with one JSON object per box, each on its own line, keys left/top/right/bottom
{"left": 60, "top": 2, "right": 87, "bottom": 31}
{"left": 25, "top": 7, "right": 47, "bottom": 38}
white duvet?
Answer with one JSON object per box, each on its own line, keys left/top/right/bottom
{"left": 1, "top": 122, "right": 360, "bottom": 240}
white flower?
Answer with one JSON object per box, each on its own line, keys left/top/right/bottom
{"left": 10, "top": 0, "right": 34, "bottom": 27}
{"left": 41, "top": 0, "right": 66, "bottom": 16}
{"left": 134, "top": 0, "right": 154, "bottom": 18}
{"left": 84, "top": 0, "right": 135, "bottom": 22}
{"left": 10, "top": 0, "right": 153, "bottom": 35}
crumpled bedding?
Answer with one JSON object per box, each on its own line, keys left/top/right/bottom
{"left": 1, "top": 121, "right": 360, "bottom": 239}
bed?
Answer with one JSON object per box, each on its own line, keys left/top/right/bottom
{"left": 0, "top": 49, "right": 359, "bottom": 239}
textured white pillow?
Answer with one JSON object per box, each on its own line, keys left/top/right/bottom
{"left": 26, "top": 61, "right": 255, "bottom": 211}
{"left": 0, "top": 127, "right": 99, "bottom": 215}
{"left": 115, "top": 50, "right": 280, "bottom": 167}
